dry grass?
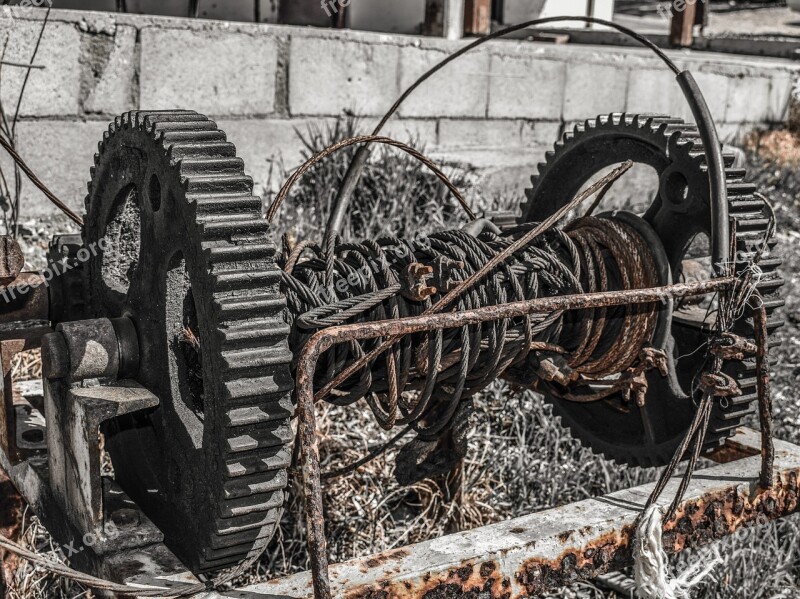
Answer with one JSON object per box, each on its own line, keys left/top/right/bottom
{"left": 11, "top": 349, "right": 42, "bottom": 382}
{"left": 279, "top": 116, "right": 473, "bottom": 243}
{"left": 744, "top": 129, "right": 800, "bottom": 168}
{"left": 5, "top": 509, "right": 93, "bottom": 599}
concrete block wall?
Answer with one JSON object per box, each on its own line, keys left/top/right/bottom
{"left": 1, "top": 6, "right": 799, "bottom": 224}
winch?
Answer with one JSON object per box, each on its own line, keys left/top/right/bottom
{"left": 0, "top": 16, "right": 786, "bottom": 599}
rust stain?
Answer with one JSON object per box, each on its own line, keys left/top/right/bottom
{"left": 517, "top": 527, "right": 634, "bottom": 597}
{"left": 556, "top": 530, "right": 575, "bottom": 543}
{"left": 663, "top": 469, "right": 799, "bottom": 554}
{"left": 359, "top": 549, "right": 411, "bottom": 573}
{"left": 344, "top": 469, "right": 800, "bottom": 598}
{"left": 347, "top": 561, "right": 511, "bottom": 599}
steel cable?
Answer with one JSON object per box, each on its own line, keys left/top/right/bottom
{"left": 282, "top": 215, "right": 661, "bottom": 438}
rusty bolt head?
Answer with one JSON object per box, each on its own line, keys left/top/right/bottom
{"left": 537, "top": 357, "right": 574, "bottom": 386}
{"left": 402, "top": 263, "right": 436, "bottom": 302}
{"left": 710, "top": 332, "right": 757, "bottom": 361}
{"left": 640, "top": 347, "right": 669, "bottom": 377}
{"left": 699, "top": 372, "right": 742, "bottom": 398}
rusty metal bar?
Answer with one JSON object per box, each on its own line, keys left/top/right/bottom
{"left": 752, "top": 299, "right": 774, "bottom": 490}
{"left": 295, "top": 278, "right": 735, "bottom": 599}
{"left": 250, "top": 428, "right": 799, "bottom": 598}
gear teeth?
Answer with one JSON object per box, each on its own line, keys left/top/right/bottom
{"left": 222, "top": 376, "right": 294, "bottom": 405}
{"left": 226, "top": 401, "right": 294, "bottom": 428}
{"left": 185, "top": 174, "right": 253, "bottom": 195}
{"left": 221, "top": 346, "right": 291, "bottom": 377}
{"left": 226, "top": 423, "right": 294, "bottom": 453}
{"left": 169, "top": 141, "right": 238, "bottom": 161}
{"left": 220, "top": 492, "right": 284, "bottom": 518}
{"left": 162, "top": 130, "right": 228, "bottom": 144}
{"left": 190, "top": 193, "right": 263, "bottom": 215}
{"left": 220, "top": 321, "right": 291, "bottom": 350}
{"left": 201, "top": 218, "right": 271, "bottom": 242}
{"left": 225, "top": 447, "right": 292, "bottom": 479}
{"left": 85, "top": 110, "right": 293, "bottom": 573}
{"left": 151, "top": 120, "right": 220, "bottom": 134}
{"left": 204, "top": 242, "right": 275, "bottom": 264}
{"left": 215, "top": 293, "right": 286, "bottom": 321}
{"left": 223, "top": 469, "right": 289, "bottom": 499}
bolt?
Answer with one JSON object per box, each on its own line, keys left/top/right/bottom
{"left": 110, "top": 508, "right": 140, "bottom": 529}
{"left": 401, "top": 263, "right": 436, "bottom": 302}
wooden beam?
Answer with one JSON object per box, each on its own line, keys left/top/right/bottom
{"left": 464, "top": 0, "right": 491, "bottom": 36}
{"left": 670, "top": 1, "right": 698, "bottom": 48}
{"left": 245, "top": 429, "right": 800, "bottom": 598}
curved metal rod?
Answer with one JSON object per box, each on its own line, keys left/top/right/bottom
{"left": 325, "top": 15, "right": 682, "bottom": 238}
{"left": 265, "top": 134, "right": 474, "bottom": 224}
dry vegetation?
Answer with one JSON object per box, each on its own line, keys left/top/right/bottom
{"left": 6, "top": 121, "right": 800, "bottom": 598}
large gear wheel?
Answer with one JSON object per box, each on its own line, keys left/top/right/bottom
{"left": 82, "top": 110, "right": 294, "bottom": 572}
{"left": 519, "top": 113, "right": 783, "bottom": 467}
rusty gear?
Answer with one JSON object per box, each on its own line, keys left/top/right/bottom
{"left": 82, "top": 111, "right": 294, "bottom": 572}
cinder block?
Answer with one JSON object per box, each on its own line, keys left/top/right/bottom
{"left": 140, "top": 28, "right": 278, "bottom": 116}
{"left": 0, "top": 20, "right": 82, "bottom": 117}
{"left": 765, "top": 71, "right": 795, "bottom": 124}
{"left": 563, "top": 61, "right": 628, "bottom": 121}
{"left": 438, "top": 119, "right": 522, "bottom": 149}
{"left": 83, "top": 25, "right": 137, "bottom": 115}
{"left": 725, "top": 75, "right": 772, "bottom": 124}
{"left": 676, "top": 69, "right": 730, "bottom": 124}
{"left": 520, "top": 121, "right": 562, "bottom": 149}
{"left": 715, "top": 122, "right": 751, "bottom": 145}
{"left": 626, "top": 68, "right": 685, "bottom": 117}
{"left": 487, "top": 52, "right": 566, "bottom": 120}
{"left": 1, "top": 120, "right": 101, "bottom": 218}
{"left": 369, "top": 118, "right": 439, "bottom": 147}
{"left": 216, "top": 118, "right": 338, "bottom": 197}
{"left": 398, "top": 46, "right": 489, "bottom": 119}
{"left": 289, "top": 36, "right": 399, "bottom": 117}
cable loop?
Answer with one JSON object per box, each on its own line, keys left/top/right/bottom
{"left": 281, "top": 215, "right": 661, "bottom": 436}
